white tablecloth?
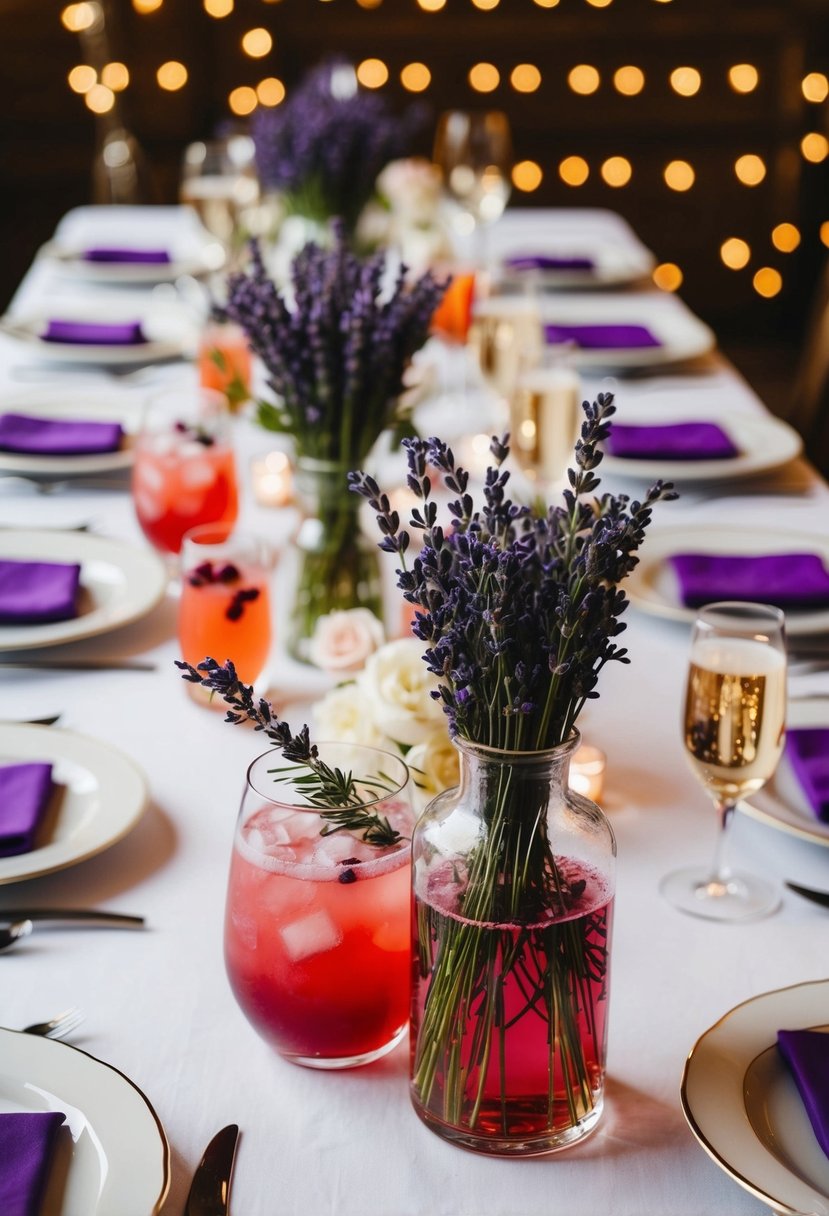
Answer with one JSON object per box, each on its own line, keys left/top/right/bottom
{"left": 0, "top": 207, "right": 827, "bottom": 1216}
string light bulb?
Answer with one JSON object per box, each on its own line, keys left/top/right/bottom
{"left": 85, "top": 83, "right": 115, "bottom": 113}
{"left": 68, "top": 65, "right": 97, "bottom": 93}
{"left": 101, "top": 62, "right": 129, "bottom": 91}
{"left": 653, "top": 263, "right": 683, "bottom": 291}
{"left": 734, "top": 154, "right": 766, "bottom": 186}
{"left": 664, "top": 160, "right": 695, "bottom": 191}
{"left": 157, "top": 61, "right": 188, "bottom": 90}
{"left": 242, "top": 28, "right": 272, "bottom": 57}
{"left": 802, "top": 72, "right": 829, "bottom": 103}
{"left": 801, "top": 133, "right": 829, "bottom": 163}
{"left": 601, "top": 156, "right": 632, "bottom": 186}
{"left": 400, "top": 62, "right": 431, "bottom": 92}
{"left": 753, "top": 267, "right": 782, "bottom": 298}
{"left": 568, "top": 65, "right": 600, "bottom": 94}
{"left": 257, "top": 77, "right": 285, "bottom": 106}
{"left": 204, "top": 0, "right": 233, "bottom": 13}
{"left": 62, "top": 2, "right": 99, "bottom": 29}
{"left": 559, "top": 156, "right": 589, "bottom": 186}
{"left": 771, "top": 223, "right": 800, "bottom": 253}
{"left": 357, "top": 58, "right": 388, "bottom": 88}
{"left": 720, "top": 238, "right": 751, "bottom": 269}
{"left": 728, "top": 64, "right": 758, "bottom": 93}
{"left": 510, "top": 64, "right": 541, "bottom": 93}
{"left": 670, "top": 67, "right": 701, "bottom": 96}
{"left": 468, "top": 63, "right": 499, "bottom": 92}
{"left": 229, "top": 85, "right": 257, "bottom": 115}
{"left": 614, "top": 66, "right": 645, "bottom": 95}
{"left": 512, "top": 160, "right": 542, "bottom": 191}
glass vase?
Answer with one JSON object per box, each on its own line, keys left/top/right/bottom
{"left": 410, "top": 731, "right": 615, "bottom": 1156}
{"left": 288, "top": 458, "right": 383, "bottom": 663}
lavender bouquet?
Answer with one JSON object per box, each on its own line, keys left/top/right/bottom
{"left": 252, "top": 59, "right": 421, "bottom": 232}
{"left": 351, "top": 394, "right": 677, "bottom": 1151}
{"left": 224, "top": 226, "right": 446, "bottom": 661}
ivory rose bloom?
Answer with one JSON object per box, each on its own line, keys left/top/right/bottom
{"left": 406, "top": 731, "right": 460, "bottom": 802}
{"left": 358, "top": 638, "right": 446, "bottom": 746}
{"left": 308, "top": 609, "right": 385, "bottom": 675}
{"left": 313, "top": 682, "right": 388, "bottom": 748}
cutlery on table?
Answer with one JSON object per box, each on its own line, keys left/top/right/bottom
{"left": 0, "top": 920, "right": 34, "bottom": 952}
{"left": 0, "top": 713, "right": 62, "bottom": 726}
{"left": 0, "top": 659, "right": 157, "bottom": 672}
{"left": 21, "top": 1007, "right": 84, "bottom": 1040}
{"left": 0, "top": 909, "right": 145, "bottom": 928}
{"left": 185, "top": 1124, "right": 240, "bottom": 1216}
{"left": 785, "top": 881, "right": 829, "bottom": 908}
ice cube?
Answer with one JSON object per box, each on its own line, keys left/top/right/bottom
{"left": 133, "top": 487, "right": 164, "bottom": 522}
{"left": 135, "top": 461, "right": 164, "bottom": 493}
{"left": 231, "top": 910, "right": 257, "bottom": 950}
{"left": 181, "top": 456, "right": 216, "bottom": 486}
{"left": 279, "top": 909, "right": 342, "bottom": 962}
{"left": 314, "top": 832, "right": 366, "bottom": 866}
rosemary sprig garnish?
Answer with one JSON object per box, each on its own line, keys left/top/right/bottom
{"left": 175, "top": 657, "right": 405, "bottom": 848}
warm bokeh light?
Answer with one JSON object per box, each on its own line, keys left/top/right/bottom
{"left": 512, "top": 160, "right": 542, "bottom": 191}
{"left": 468, "top": 63, "right": 500, "bottom": 92}
{"left": 357, "top": 58, "right": 389, "bottom": 88}
{"left": 204, "top": 0, "right": 233, "bottom": 13}
{"left": 568, "top": 65, "right": 600, "bottom": 94}
{"left": 85, "top": 84, "right": 115, "bottom": 114}
{"left": 471, "top": 0, "right": 500, "bottom": 9}
{"left": 62, "top": 3, "right": 98, "bottom": 29}
{"left": 728, "top": 64, "right": 759, "bottom": 93}
{"left": 720, "top": 237, "right": 751, "bottom": 269}
{"left": 132, "top": 0, "right": 162, "bottom": 9}
{"left": 653, "top": 263, "right": 683, "bottom": 291}
{"left": 157, "top": 61, "right": 188, "bottom": 91}
{"left": 417, "top": 0, "right": 446, "bottom": 10}
{"left": 533, "top": 0, "right": 559, "bottom": 6}
{"left": 356, "top": 0, "right": 383, "bottom": 7}
{"left": 585, "top": 0, "right": 612, "bottom": 6}
{"left": 771, "top": 223, "right": 800, "bottom": 253}
{"left": 753, "top": 267, "right": 782, "bottom": 298}
{"left": 401, "top": 62, "right": 431, "bottom": 92}
{"left": 821, "top": 221, "right": 829, "bottom": 248}
{"left": 257, "top": 76, "right": 285, "bottom": 106}
{"left": 559, "top": 156, "right": 589, "bottom": 186}
{"left": 68, "top": 65, "right": 97, "bottom": 94}
{"left": 510, "top": 64, "right": 541, "bottom": 93}
{"left": 802, "top": 72, "right": 829, "bottom": 103}
{"left": 734, "top": 154, "right": 766, "bottom": 185}
{"left": 670, "top": 67, "right": 701, "bottom": 96}
{"left": 229, "top": 86, "right": 258, "bottom": 115}
{"left": 101, "top": 62, "right": 129, "bottom": 91}
{"left": 242, "top": 28, "right": 272, "bottom": 57}
{"left": 614, "top": 66, "right": 645, "bottom": 95}
{"left": 601, "top": 156, "right": 632, "bottom": 187}
{"left": 664, "top": 160, "right": 695, "bottom": 191}
{"left": 801, "top": 133, "right": 829, "bottom": 163}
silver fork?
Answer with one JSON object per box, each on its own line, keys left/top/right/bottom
{"left": 22, "top": 1007, "right": 84, "bottom": 1040}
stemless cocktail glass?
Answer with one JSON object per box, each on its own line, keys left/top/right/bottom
{"left": 132, "top": 388, "right": 239, "bottom": 556}
{"left": 225, "top": 744, "right": 414, "bottom": 1068}
{"left": 178, "top": 526, "right": 273, "bottom": 688}
{"left": 661, "top": 601, "right": 786, "bottom": 921}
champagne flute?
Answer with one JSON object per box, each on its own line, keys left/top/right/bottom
{"left": 179, "top": 136, "right": 259, "bottom": 265}
{"left": 661, "top": 601, "right": 786, "bottom": 921}
{"left": 433, "top": 110, "right": 512, "bottom": 267}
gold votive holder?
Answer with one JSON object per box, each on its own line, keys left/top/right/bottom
{"left": 570, "top": 745, "right": 607, "bottom": 804}
{"left": 251, "top": 449, "right": 293, "bottom": 508}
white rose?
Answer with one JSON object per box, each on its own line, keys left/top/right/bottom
{"left": 308, "top": 609, "right": 385, "bottom": 675}
{"left": 407, "top": 730, "right": 460, "bottom": 803}
{"left": 377, "top": 158, "right": 443, "bottom": 225}
{"left": 359, "top": 638, "right": 445, "bottom": 746}
{"left": 313, "top": 682, "right": 389, "bottom": 748}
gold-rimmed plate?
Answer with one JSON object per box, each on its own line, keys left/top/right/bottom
{"left": 681, "top": 979, "right": 829, "bottom": 1216}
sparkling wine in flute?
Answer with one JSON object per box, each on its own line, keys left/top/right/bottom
{"left": 511, "top": 365, "right": 581, "bottom": 488}
{"left": 180, "top": 176, "right": 256, "bottom": 247}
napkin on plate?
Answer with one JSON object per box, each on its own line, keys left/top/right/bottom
{"left": 544, "top": 323, "right": 661, "bottom": 349}
{"left": 605, "top": 421, "right": 739, "bottom": 461}
{"left": 786, "top": 730, "right": 829, "bottom": 822}
{"left": 0, "top": 1111, "right": 65, "bottom": 1216}
{"left": 0, "top": 559, "right": 81, "bottom": 624}
{"left": 669, "top": 552, "right": 829, "bottom": 609}
{"left": 82, "top": 247, "right": 171, "bottom": 265}
{"left": 41, "top": 319, "right": 146, "bottom": 346}
{"left": 777, "top": 1029, "right": 829, "bottom": 1157}
{"left": 0, "top": 763, "right": 54, "bottom": 857}
{"left": 505, "top": 254, "right": 595, "bottom": 272}
{"left": 0, "top": 413, "right": 123, "bottom": 456}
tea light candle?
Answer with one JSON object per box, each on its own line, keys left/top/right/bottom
{"left": 570, "top": 745, "right": 607, "bottom": 804}
{"left": 251, "top": 450, "right": 293, "bottom": 508}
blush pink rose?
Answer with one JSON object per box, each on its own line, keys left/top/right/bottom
{"left": 308, "top": 609, "right": 385, "bottom": 674}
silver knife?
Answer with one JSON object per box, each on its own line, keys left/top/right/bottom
{"left": 785, "top": 881, "right": 829, "bottom": 908}
{"left": 0, "top": 660, "right": 157, "bottom": 672}
{"left": 185, "top": 1124, "right": 239, "bottom": 1216}
{"left": 0, "top": 909, "right": 144, "bottom": 928}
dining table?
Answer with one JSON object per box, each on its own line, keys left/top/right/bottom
{"left": 0, "top": 202, "right": 827, "bottom": 1216}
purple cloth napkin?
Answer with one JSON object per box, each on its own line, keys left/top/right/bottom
{"left": 0, "top": 559, "right": 81, "bottom": 624}
{"left": 777, "top": 1029, "right": 829, "bottom": 1158}
{"left": 0, "top": 763, "right": 54, "bottom": 857}
{"left": 506, "top": 254, "right": 595, "bottom": 272}
{"left": 670, "top": 552, "right": 829, "bottom": 609}
{"left": 605, "top": 421, "right": 739, "bottom": 461}
{"left": 544, "top": 323, "right": 661, "bottom": 349}
{"left": 0, "top": 1111, "right": 65, "bottom": 1216}
{"left": 41, "top": 319, "right": 146, "bottom": 346}
{"left": 786, "top": 729, "right": 829, "bottom": 822}
{"left": 0, "top": 413, "right": 123, "bottom": 456}
{"left": 82, "top": 247, "right": 171, "bottom": 264}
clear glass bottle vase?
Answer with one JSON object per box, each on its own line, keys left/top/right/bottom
{"left": 287, "top": 458, "right": 383, "bottom": 663}
{"left": 410, "top": 731, "right": 615, "bottom": 1156}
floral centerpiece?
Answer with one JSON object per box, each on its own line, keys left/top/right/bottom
{"left": 350, "top": 394, "right": 676, "bottom": 1154}
{"left": 224, "top": 227, "right": 447, "bottom": 661}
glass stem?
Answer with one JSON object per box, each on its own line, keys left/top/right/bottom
{"left": 705, "top": 798, "right": 737, "bottom": 894}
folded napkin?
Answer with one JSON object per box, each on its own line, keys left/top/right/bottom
{"left": 0, "top": 413, "right": 123, "bottom": 456}
{"left": 0, "top": 763, "right": 53, "bottom": 857}
{"left": 506, "top": 254, "right": 595, "bottom": 272}
{"left": 605, "top": 421, "right": 739, "bottom": 461}
{"left": 777, "top": 1029, "right": 829, "bottom": 1157}
{"left": 41, "top": 319, "right": 146, "bottom": 346}
{"left": 0, "top": 559, "right": 81, "bottom": 624}
{"left": 82, "top": 247, "right": 171, "bottom": 264}
{"left": 545, "top": 323, "right": 661, "bottom": 349}
{"left": 786, "top": 729, "right": 829, "bottom": 822}
{"left": 670, "top": 552, "right": 829, "bottom": 609}
{"left": 0, "top": 1111, "right": 65, "bottom": 1216}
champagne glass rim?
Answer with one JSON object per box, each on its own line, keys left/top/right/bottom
{"left": 696, "top": 600, "right": 786, "bottom": 634}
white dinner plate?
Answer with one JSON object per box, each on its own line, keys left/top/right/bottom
{"left": 41, "top": 238, "right": 224, "bottom": 286}
{"left": 0, "top": 389, "right": 143, "bottom": 480}
{"left": 0, "top": 723, "right": 148, "bottom": 884}
{"left": 626, "top": 525, "right": 829, "bottom": 637}
{"left": 681, "top": 979, "right": 829, "bottom": 1216}
{"left": 742, "top": 699, "right": 829, "bottom": 848}
{"left": 0, "top": 1027, "right": 169, "bottom": 1215}
{"left": 0, "top": 313, "right": 183, "bottom": 366}
{"left": 499, "top": 238, "right": 656, "bottom": 290}
{"left": 601, "top": 414, "right": 803, "bottom": 483}
{"left": 0, "top": 530, "right": 166, "bottom": 652}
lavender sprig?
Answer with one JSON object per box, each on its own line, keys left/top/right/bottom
{"left": 175, "top": 657, "right": 403, "bottom": 847}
